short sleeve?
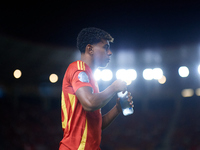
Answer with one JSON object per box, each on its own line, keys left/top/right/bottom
{"left": 71, "top": 70, "right": 92, "bottom": 93}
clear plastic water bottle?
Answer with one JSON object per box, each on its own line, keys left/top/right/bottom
{"left": 117, "top": 91, "right": 134, "bottom": 116}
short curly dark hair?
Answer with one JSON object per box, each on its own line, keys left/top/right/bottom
{"left": 77, "top": 27, "right": 114, "bottom": 53}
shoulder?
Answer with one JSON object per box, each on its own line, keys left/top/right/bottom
{"left": 68, "top": 60, "right": 87, "bottom": 71}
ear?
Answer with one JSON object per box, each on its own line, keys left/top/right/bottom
{"left": 86, "top": 44, "right": 93, "bottom": 55}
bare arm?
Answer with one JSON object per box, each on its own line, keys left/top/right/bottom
{"left": 102, "top": 98, "right": 121, "bottom": 130}
{"left": 75, "top": 79, "right": 127, "bottom": 111}
{"left": 102, "top": 92, "right": 133, "bottom": 130}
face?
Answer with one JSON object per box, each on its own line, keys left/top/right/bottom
{"left": 92, "top": 39, "right": 112, "bottom": 68}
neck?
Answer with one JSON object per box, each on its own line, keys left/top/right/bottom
{"left": 80, "top": 53, "right": 97, "bottom": 72}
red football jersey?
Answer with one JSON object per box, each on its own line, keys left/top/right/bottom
{"left": 59, "top": 60, "right": 102, "bottom": 150}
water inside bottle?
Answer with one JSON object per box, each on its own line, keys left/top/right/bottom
{"left": 117, "top": 91, "right": 134, "bottom": 116}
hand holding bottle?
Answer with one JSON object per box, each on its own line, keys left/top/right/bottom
{"left": 117, "top": 91, "right": 134, "bottom": 116}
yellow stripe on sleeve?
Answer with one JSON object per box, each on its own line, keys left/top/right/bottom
{"left": 77, "top": 61, "right": 80, "bottom": 70}
{"left": 77, "top": 61, "right": 86, "bottom": 71}
{"left": 83, "top": 62, "right": 85, "bottom": 71}
{"left": 80, "top": 61, "right": 83, "bottom": 70}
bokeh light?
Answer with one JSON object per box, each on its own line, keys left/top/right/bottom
{"left": 158, "top": 75, "right": 166, "bottom": 84}
{"left": 178, "top": 66, "right": 189, "bottom": 77}
{"left": 13, "top": 69, "right": 22, "bottom": 79}
{"left": 153, "top": 68, "right": 163, "bottom": 79}
{"left": 198, "top": 65, "right": 200, "bottom": 74}
{"left": 116, "top": 69, "right": 127, "bottom": 80}
{"left": 196, "top": 88, "right": 200, "bottom": 96}
{"left": 116, "top": 69, "right": 137, "bottom": 85}
{"left": 101, "top": 69, "right": 113, "bottom": 81}
{"left": 143, "top": 69, "right": 153, "bottom": 80}
{"left": 94, "top": 69, "right": 101, "bottom": 81}
{"left": 181, "top": 89, "right": 194, "bottom": 97}
{"left": 49, "top": 74, "right": 58, "bottom": 83}
{"left": 127, "top": 69, "right": 137, "bottom": 81}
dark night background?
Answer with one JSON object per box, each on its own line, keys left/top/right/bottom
{"left": 0, "top": 1, "right": 200, "bottom": 150}
{"left": 1, "top": 1, "right": 200, "bottom": 48}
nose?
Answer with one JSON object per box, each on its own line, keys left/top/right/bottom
{"left": 107, "top": 49, "right": 112, "bottom": 56}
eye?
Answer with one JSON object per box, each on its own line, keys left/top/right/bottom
{"left": 104, "top": 45, "right": 109, "bottom": 51}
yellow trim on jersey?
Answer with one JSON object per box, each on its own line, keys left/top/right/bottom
{"left": 77, "top": 61, "right": 80, "bottom": 70}
{"left": 78, "top": 119, "right": 88, "bottom": 150}
{"left": 83, "top": 62, "right": 85, "bottom": 70}
{"left": 61, "top": 91, "right": 68, "bottom": 129}
{"left": 67, "top": 93, "right": 76, "bottom": 131}
{"left": 77, "top": 61, "right": 85, "bottom": 71}
{"left": 80, "top": 61, "right": 83, "bottom": 70}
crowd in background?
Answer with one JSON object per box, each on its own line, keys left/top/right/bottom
{"left": 0, "top": 93, "right": 200, "bottom": 150}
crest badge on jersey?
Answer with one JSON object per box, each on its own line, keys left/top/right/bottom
{"left": 78, "top": 72, "right": 89, "bottom": 83}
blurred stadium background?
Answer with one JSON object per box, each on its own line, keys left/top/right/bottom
{"left": 1, "top": 1, "right": 200, "bottom": 150}
{"left": 0, "top": 35, "right": 200, "bottom": 150}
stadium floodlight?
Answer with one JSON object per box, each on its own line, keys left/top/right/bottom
{"left": 153, "top": 68, "right": 163, "bottom": 80}
{"left": 143, "top": 68, "right": 153, "bottom": 80}
{"left": 116, "top": 69, "right": 127, "bottom": 80}
{"left": 198, "top": 65, "right": 200, "bottom": 74}
{"left": 127, "top": 69, "right": 137, "bottom": 81}
{"left": 101, "top": 69, "right": 113, "bottom": 81}
{"left": 94, "top": 69, "right": 101, "bottom": 81}
{"left": 116, "top": 69, "right": 137, "bottom": 85}
{"left": 178, "top": 66, "right": 189, "bottom": 77}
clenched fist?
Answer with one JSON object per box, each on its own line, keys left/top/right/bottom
{"left": 111, "top": 79, "right": 127, "bottom": 93}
